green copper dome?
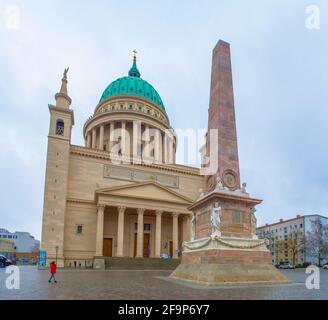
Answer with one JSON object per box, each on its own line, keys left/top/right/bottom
{"left": 99, "top": 54, "right": 165, "bottom": 111}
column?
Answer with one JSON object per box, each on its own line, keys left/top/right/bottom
{"left": 159, "top": 131, "right": 163, "bottom": 163}
{"left": 133, "top": 120, "right": 141, "bottom": 162}
{"left": 95, "top": 205, "right": 105, "bottom": 256}
{"left": 187, "top": 215, "right": 192, "bottom": 240}
{"left": 182, "top": 215, "right": 191, "bottom": 242}
{"left": 116, "top": 206, "right": 126, "bottom": 257}
{"left": 155, "top": 210, "right": 163, "bottom": 258}
{"left": 86, "top": 132, "right": 91, "bottom": 148}
{"left": 121, "top": 121, "right": 126, "bottom": 155}
{"left": 154, "top": 129, "right": 161, "bottom": 163}
{"left": 163, "top": 132, "right": 168, "bottom": 163}
{"left": 163, "top": 129, "right": 174, "bottom": 164}
{"left": 136, "top": 208, "right": 145, "bottom": 257}
{"left": 168, "top": 137, "right": 174, "bottom": 164}
{"left": 144, "top": 124, "right": 150, "bottom": 158}
{"left": 91, "top": 128, "right": 96, "bottom": 149}
{"left": 109, "top": 122, "right": 114, "bottom": 154}
{"left": 99, "top": 125, "right": 104, "bottom": 150}
{"left": 172, "top": 213, "right": 179, "bottom": 259}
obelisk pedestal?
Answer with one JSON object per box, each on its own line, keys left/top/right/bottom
{"left": 170, "top": 188, "right": 288, "bottom": 285}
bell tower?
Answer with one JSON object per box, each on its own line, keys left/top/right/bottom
{"left": 41, "top": 68, "right": 74, "bottom": 267}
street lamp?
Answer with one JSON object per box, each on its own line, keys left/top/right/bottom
{"left": 55, "top": 246, "right": 59, "bottom": 265}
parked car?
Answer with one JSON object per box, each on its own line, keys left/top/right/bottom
{"left": 302, "top": 262, "right": 312, "bottom": 268}
{"left": 322, "top": 264, "right": 328, "bottom": 270}
{"left": 278, "top": 262, "right": 295, "bottom": 269}
{"left": 0, "top": 255, "right": 12, "bottom": 268}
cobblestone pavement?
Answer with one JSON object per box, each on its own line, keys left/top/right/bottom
{"left": 0, "top": 266, "right": 327, "bottom": 300}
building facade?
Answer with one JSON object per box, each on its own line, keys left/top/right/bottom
{"left": 41, "top": 55, "right": 204, "bottom": 267}
{"left": 257, "top": 214, "right": 328, "bottom": 266}
{"left": 0, "top": 229, "right": 40, "bottom": 253}
{"left": 0, "top": 239, "right": 16, "bottom": 254}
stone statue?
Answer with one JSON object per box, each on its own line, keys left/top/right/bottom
{"left": 215, "top": 177, "right": 224, "bottom": 191}
{"left": 190, "top": 213, "right": 195, "bottom": 241}
{"left": 63, "top": 67, "right": 69, "bottom": 79}
{"left": 242, "top": 182, "right": 247, "bottom": 193}
{"left": 250, "top": 207, "right": 257, "bottom": 238}
{"left": 211, "top": 203, "right": 222, "bottom": 235}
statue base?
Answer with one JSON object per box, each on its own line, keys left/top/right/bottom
{"left": 170, "top": 236, "right": 289, "bottom": 285}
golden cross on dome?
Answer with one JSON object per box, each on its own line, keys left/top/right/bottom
{"left": 133, "top": 50, "right": 138, "bottom": 59}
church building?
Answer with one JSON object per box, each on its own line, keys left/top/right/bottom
{"left": 41, "top": 52, "right": 204, "bottom": 267}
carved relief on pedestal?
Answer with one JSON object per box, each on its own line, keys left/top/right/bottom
{"left": 206, "top": 175, "right": 216, "bottom": 193}
{"left": 221, "top": 169, "right": 238, "bottom": 190}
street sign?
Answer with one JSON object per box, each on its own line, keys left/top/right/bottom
{"left": 38, "top": 250, "right": 47, "bottom": 269}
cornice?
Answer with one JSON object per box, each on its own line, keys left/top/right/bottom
{"left": 48, "top": 104, "right": 75, "bottom": 125}
{"left": 67, "top": 198, "right": 95, "bottom": 204}
{"left": 188, "top": 191, "right": 262, "bottom": 211}
{"left": 69, "top": 144, "right": 201, "bottom": 176}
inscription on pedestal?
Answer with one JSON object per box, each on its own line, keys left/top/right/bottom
{"left": 232, "top": 211, "right": 245, "bottom": 224}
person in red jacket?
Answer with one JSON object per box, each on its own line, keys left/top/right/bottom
{"left": 48, "top": 261, "right": 57, "bottom": 283}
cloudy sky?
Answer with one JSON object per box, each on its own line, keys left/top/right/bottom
{"left": 0, "top": 0, "right": 327, "bottom": 240}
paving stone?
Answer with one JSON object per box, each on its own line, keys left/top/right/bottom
{"left": 0, "top": 266, "right": 326, "bottom": 300}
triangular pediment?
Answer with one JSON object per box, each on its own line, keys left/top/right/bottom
{"left": 96, "top": 181, "right": 193, "bottom": 205}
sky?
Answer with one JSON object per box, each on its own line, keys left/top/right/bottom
{"left": 0, "top": 0, "right": 327, "bottom": 240}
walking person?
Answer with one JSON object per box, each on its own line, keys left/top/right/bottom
{"left": 48, "top": 261, "right": 57, "bottom": 283}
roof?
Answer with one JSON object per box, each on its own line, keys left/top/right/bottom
{"left": 99, "top": 54, "right": 166, "bottom": 111}
{"left": 257, "top": 214, "right": 328, "bottom": 230}
{"left": 257, "top": 216, "right": 304, "bottom": 230}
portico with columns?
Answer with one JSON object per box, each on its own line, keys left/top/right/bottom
{"left": 94, "top": 181, "right": 193, "bottom": 261}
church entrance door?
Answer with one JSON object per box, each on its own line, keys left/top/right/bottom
{"left": 103, "top": 238, "right": 113, "bottom": 257}
{"left": 169, "top": 240, "right": 173, "bottom": 258}
{"left": 134, "top": 233, "right": 151, "bottom": 257}
{"left": 143, "top": 234, "right": 150, "bottom": 257}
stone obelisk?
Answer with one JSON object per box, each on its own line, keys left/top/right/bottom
{"left": 170, "top": 40, "right": 288, "bottom": 285}
{"left": 207, "top": 40, "right": 240, "bottom": 189}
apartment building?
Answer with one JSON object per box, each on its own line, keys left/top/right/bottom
{"left": 257, "top": 214, "right": 328, "bottom": 266}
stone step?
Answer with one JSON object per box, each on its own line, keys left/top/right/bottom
{"left": 104, "top": 257, "right": 181, "bottom": 270}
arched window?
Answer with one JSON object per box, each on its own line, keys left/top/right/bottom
{"left": 56, "top": 119, "right": 64, "bottom": 136}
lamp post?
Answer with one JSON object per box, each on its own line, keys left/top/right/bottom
{"left": 55, "top": 246, "right": 59, "bottom": 265}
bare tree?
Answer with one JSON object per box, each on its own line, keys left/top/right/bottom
{"left": 306, "top": 217, "right": 328, "bottom": 267}
{"left": 288, "top": 229, "right": 305, "bottom": 265}
{"left": 275, "top": 240, "right": 285, "bottom": 265}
